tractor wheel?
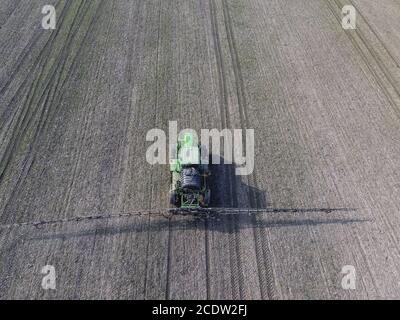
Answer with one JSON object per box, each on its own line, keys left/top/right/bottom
{"left": 170, "top": 190, "right": 179, "bottom": 206}
{"left": 202, "top": 189, "right": 211, "bottom": 207}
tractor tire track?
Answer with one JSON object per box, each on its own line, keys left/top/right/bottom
{"left": 326, "top": 0, "right": 400, "bottom": 274}
{"left": 209, "top": 0, "right": 245, "bottom": 299}
{"left": 62, "top": 0, "right": 112, "bottom": 219}
{"left": 0, "top": 0, "right": 74, "bottom": 184}
{"left": 221, "top": 0, "right": 276, "bottom": 299}
{"left": 197, "top": 0, "right": 213, "bottom": 299}
{"left": 0, "top": 0, "right": 66, "bottom": 99}
{"left": 17, "top": 0, "right": 107, "bottom": 287}
{"left": 326, "top": 0, "right": 400, "bottom": 117}
{"left": 1, "top": 1, "right": 101, "bottom": 223}
{"left": 33, "top": 0, "right": 105, "bottom": 146}
{"left": 0, "top": 1, "right": 68, "bottom": 153}
{"left": 0, "top": 0, "right": 77, "bottom": 218}
{"left": 0, "top": 0, "right": 71, "bottom": 140}
{"left": 144, "top": 0, "right": 166, "bottom": 300}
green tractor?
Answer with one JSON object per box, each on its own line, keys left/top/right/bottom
{"left": 169, "top": 133, "right": 211, "bottom": 208}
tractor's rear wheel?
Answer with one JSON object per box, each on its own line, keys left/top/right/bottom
{"left": 170, "top": 190, "right": 179, "bottom": 207}
{"left": 202, "top": 189, "right": 211, "bottom": 207}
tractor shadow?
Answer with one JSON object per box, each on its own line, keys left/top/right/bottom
{"left": 208, "top": 155, "right": 267, "bottom": 209}
{"left": 28, "top": 208, "right": 365, "bottom": 241}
